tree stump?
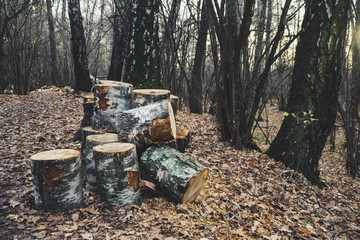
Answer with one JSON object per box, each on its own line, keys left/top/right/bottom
{"left": 170, "top": 95, "right": 180, "bottom": 115}
{"left": 93, "top": 143, "right": 142, "bottom": 206}
{"left": 82, "top": 94, "right": 95, "bottom": 127}
{"left": 72, "top": 93, "right": 95, "bottom": 141}
{"left": 81, "top": 126, "right": 103, "bottom": 158}
{"left": 117, "top": 99, "right": 176, "bottom": 147}
{"left": 176, "top": 126, "right": 190, "bottom": 153}
{"left": 133, "top": 89, "right": 170, "bottom": 108}
{"left": 84, "top": 133, "right": 119, "bottom": 191}
{"left": 140, "top": 146, "right": 208, "bottom": 203}
{"left": 30, "top": 149, "right": 83, "bottom": 211}
{"left": 93, "top": 80, "right": 133, "bottom": 131}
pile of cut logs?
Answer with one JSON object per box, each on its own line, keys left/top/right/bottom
{"left": 30, "top": 80, "right": 208, "bottom": 211}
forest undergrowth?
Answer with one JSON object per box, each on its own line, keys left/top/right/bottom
{"left": 0, "top": 90, "right": 359, "bottom": 239}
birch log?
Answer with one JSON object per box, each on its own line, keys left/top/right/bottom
{"left": 93, "top": 80, "right": 133, "bottom": 131}
{"left": 30, "top": 149, "right": 83, "bottom": 210}
{"left": 117, "top": 99, "right": 176, "bottom": 147}
{"left": 84, "top": 133, "right": 119, "bottom": 191}
{"left": 133, "top": 89, "right": 170, "bottom": 108}
{"left": 140, "top": 146, "right": 208, "bottom": 203}
{"left": 93, "top": 142, "right": 141, "bottom": 206}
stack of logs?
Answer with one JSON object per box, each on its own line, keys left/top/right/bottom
{"left": 29, "top": 80, "right": 208, "bottom": 210}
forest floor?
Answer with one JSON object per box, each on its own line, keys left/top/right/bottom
{"left": 0, "top": 89, "right": 359, "bottom": 240}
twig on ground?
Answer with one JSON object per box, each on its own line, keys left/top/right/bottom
{"left": 311, "top": 194, "right": 332, "bottom": 215}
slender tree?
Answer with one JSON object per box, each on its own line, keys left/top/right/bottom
{"left": 67, "top": 0, "right": 92, "bottom": 92}
{"left": 266, "top": 0, "right": 351, "bottom": 187}
{"left": 189, "top": 0, "right": 209, "bottom": 114}
{"left": 0, "top": 0, "right": 32, "bottom": 91}
{"left": 46, "top": 0, "right": 58, "bottom": 86}
{"left": 108, "top": 0, "right": 133, "bottom": 81}
{"left": 344, "top": 0, "right": 360, "bottom": 177}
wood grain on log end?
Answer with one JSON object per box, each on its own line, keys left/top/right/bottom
{"left": 117, "top": 100, "right": 176, "bottom": 147}
{"left": 98, "top": 80, "right": 133, "bottom": 87}
{"left": 182, "top": 168, "right": 209, "bottom": 203}
{"left": 30, "top": 149, "right": 83, "bottom": 211}
{"left": 94, "top": 142, "right": 135, "bottom": 154}
{"left": 82, "top": 92, "right": 94, "bottom": 104}
{"left": 31, "top": 149, "right": 79, "bottom": 161}
{"left": 133, "top": 89, "right": 170, "bottom": 107}
{"left": 144, "top": 100, "right": 176, "bottom": 142}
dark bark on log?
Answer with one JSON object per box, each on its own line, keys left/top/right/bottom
{"left": 30, "top": 149, "right": 83, "bottom": 211}
{"left": 93, "top": 143, "right": 141, "bottom": 206}
{"left": 170, "top": 95, "right": 180, "bottom": 115}
{"left": 117, "top": 99, "right": 176, "bottom": 147}
{"left": 81, "top": 126, "right": 104, "bottom": 157}
{"left": 140, "top": 146, "right": 208, "bottom": 203}
{"left": 92, "top": 80, "right": 133, "bottom": 132}
{"left": 84, "top": 133, "right": 119, "bottom": 191}
{"left": 133, "top": 89, "right": 170, "bottom": 108}
{"left": 176, "top": 127, "right": 190, "bottom": 153}
{"left": 73, "top": 94, "right": 95, "bottom": 141}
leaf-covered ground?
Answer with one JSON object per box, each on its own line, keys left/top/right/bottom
{"left": 0, "top": 91, "right": 359, "bottom": 239}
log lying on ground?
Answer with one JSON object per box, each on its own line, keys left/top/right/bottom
{"left": 84, "top": 133, "right": 119, "bottom": 191}
{"left": 140, "top": 146, "right": 208, "bottom": 203}
{"left": 117, "top": 99, "right": 176, "bottom": 147}
{"left": 93, "top": 80, "right": 133, "bottom": 131}
{"left": 93, "top": 142, "right": 141, "bottom": 206}
{"left": 133, "top": 89, "right": 170, "bottom": 108}
{"left": 170, "top": 95, "right": 180, "bottom": 115}
{"left": 30, "top": 149, "right": 83, "bottom": 210}
{"left": 176, "top": 126, "right": 190, "bottom": 153}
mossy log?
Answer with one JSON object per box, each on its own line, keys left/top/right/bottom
{"left": 170, "top": 95, "right": 180, "bottom": 115}
{"left": 133, "top": 89, "right": 170, "bottom": 108}
{"left": 176, "top": 126, "right": 190, "bottom": 153}
{"left": 117, "top": 99, "right": 176, "bottom": 148}
{"left": 93, "top": 80, "right": 133, "bottom": 132}
{"left": 93, "top": 143, "right": 141, "bottom": 206}
{"left": 140, "top": 146, "right": 208, "bottom": 203}
{"left": 30, "top": 149, "right": 83, "bottom": 211}
{"left": 84, "top": 133, "right": 119, "bottom": 191}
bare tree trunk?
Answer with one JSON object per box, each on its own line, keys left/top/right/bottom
{"left": 67, "top": 0, "right": 92, "bottom": 92}
{"left": 46, "top": 0, "right": 58, "bottom": 86}
{"left": 108, "top": 0, "right": 133, "bottom": 82}
{"left": 267, "top": 0, "right": 351, "bottom": 187}
{"left": 253, "top": 0, "right": 267, "bottom": 74}
{"left": 92, "top": 0, "right": 105, "bottom": 79}
{"left": 189, "top": 0, "right": 209, "bottom": 114}
{"left": 62, "top": 0, "right": 70, "bottom": 86}
{"left": 346, "top": 0, "right": 360, "bottom": 177}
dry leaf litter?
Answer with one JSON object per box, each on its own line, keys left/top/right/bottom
{"left": 0, "top": 90, "right": 359, "bottom": 239}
